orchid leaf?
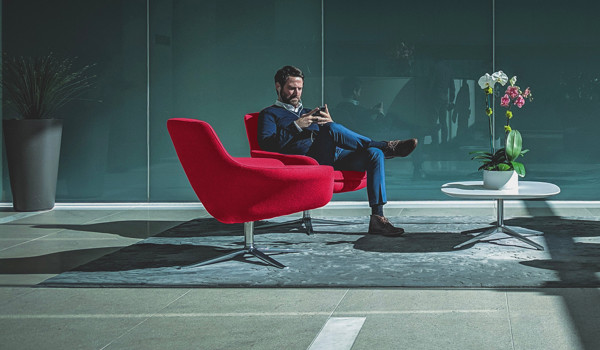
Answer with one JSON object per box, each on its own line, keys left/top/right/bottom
{"left": 511, "top": 161, "right": 526, "bottom": 177}
{"left": 505, "top": 130, "right": 522, "bottom": 161}
{"left": 497, "top": 163, "right": 511, "bottom": 171}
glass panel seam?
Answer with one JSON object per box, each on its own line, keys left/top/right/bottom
{"left": 492, "top": 0, "right": 496, "bottom": 143}
{"left": 146, "top": 0, "right": 151, "bottom": 202}
{"left": 321, "top": 0, "right": 324, "bottom": 106}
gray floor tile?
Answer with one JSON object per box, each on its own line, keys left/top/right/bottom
{"left": 0, "top": 238, "right": 39, "bottom": 251}
{"left": 0, "top": 287, "right": 35, "bottom": 305}
{"left": 91, "top": 209, "right": 209, "bottom": 222}
{"left": 8, "top": 210, "right": 122, "bottom": 225}
{"left": 0, "top": 224, "right": 64, "bottom": 238}
{"left": 165, "top": 288, "right": 347, "bottom": 314}
{"left": 0, "top": 274, "right": 57, "bottom": 286}
{"left": 0, "top": 210, "right": 45, "bottom": 223}
{"left": 335, "top": 289, "right": 507, "bottom": 312}
{"left": 36, "top": 228, "right": 150, "bottom": 240}
{"left": 0, "top": 236, "right": 136, "bottom": 259}
{"left": 350, "top": 312, "right": 513, "bottom": 350}
{"left": 0, "top": 318, "right": 143, "bottom": 350}
{"left": 21, "top": 212, "right": 199, "bottom": 241}
{"left": 106, "top": 315, "right": 328, "bottom": 350}
{"left": 0, "top": 240, "right": 130, "bottom": 278}
{"left": 509, "top": 311, "right": 585, "bottom": 350}
{"left": 0, "top": 288, "right": 189, "bottom": 315}
{"left": 506, "top": 289, "right": 600, "bottom": 350}
{"left": 585, "top": 208, "right": 600, "bottom": 216}
{"left": 0, "top": 210, "right": 22, "bottom": 219}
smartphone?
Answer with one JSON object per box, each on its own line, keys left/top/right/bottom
{"left": 312, "top": 106, "right": 326, "bottom": 116}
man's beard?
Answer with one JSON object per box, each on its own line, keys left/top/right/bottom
{"left": 280, "top": 93, "right": 300, "bottom": 106}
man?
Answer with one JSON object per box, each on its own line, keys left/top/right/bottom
{"left": 258, "top": 65, "right": 417, "bottom": 236}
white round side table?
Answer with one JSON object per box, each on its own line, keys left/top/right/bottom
{"left": 441, "top": 181, "right": 561, "bottom": 250}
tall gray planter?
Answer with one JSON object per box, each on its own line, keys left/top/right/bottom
{"left": 3, "top": 119, "right": 63, "bottom": 211}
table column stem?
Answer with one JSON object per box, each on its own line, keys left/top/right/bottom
{"left": 497, "top": 199, "right": 504, "bottom": 226}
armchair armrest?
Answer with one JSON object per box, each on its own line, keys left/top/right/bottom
{"left": 251, "top": 150, "right": 318, "bottom": 166}
{"left": 235, "top": 157, "right": 284, "bottom": 167}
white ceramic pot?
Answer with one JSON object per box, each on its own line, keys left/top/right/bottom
{"left": 483, "top": 170, "right": 518, "bottom": 190}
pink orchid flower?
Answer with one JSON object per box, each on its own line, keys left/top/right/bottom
{"left": 506, "top": 86, "right": 520, "bottom": 99}
{"left": 500, "top": 94, "right": 511, "bottom": 107}
{"left": 523, "top": 87, "right": 531, "bottom": 98}
{"left": 514, "top": 95, "right": 525, "bottom": 108}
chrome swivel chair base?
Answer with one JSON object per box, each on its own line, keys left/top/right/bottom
{"left": 454, "top": 199, "right": 545, "bottom": 251}
{"left": 180, "top": 222, "right": 299, "bottom": 269}
{"left": 255, "top": 210, "right": 357, "bottom": 235}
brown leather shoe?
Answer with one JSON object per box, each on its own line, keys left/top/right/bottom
{"left": 383, "top": 138, "right": 418, "bottom": 159}
{"left": 368, "top": 215, "right": 405, "bottom": 236}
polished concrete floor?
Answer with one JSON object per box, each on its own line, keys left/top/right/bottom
{"left": 1, "top": 203, "right": 599, "bottom": 350}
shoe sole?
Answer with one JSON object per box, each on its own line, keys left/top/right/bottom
{"left": 368, "top": 231, "right": 405, "bottom": 237}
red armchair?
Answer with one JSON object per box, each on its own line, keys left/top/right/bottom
{"left": 167, "top": 118, "right": 334, "bottom": 268}
{"left": 244, "top": 112, "right": 367, "bottom": 234}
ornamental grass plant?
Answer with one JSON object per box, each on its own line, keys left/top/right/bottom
{"left": 2, "top": 53, "right": 95, "bottom": 120}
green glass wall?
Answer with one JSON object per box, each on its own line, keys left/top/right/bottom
{"left": 2, "top": 0, "right": 148, "bottom": 201}
{"left": 495, "top": 0, "right": 600, "bottom": 199}
{"left": 2, "top": 0, "right": 599, "bottom": 202}
{"left": 324, "top": 0, "right": 493, "bottom": 200}
{"left": 148, "top": 0, "right": 322, "bottom": 200}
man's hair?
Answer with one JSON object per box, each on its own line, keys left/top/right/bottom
{"left": 274, "top": 65, "right": 304, "bottom": 87}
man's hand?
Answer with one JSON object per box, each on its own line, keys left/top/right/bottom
{"left": 297, "top": 105, "right": 333, "bottom": 128}
{"left": 311, "top": 104, "right": 333, "bottom": 125}
{"left": 296, "top": 108, "right": 318, "bottom": 128}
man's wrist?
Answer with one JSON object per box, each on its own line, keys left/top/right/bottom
{"left": 293, "top": 121, "right": 303, "bottom": 132}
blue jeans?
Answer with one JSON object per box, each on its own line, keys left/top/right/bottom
{"left": 306, "top": 123, "right": 386, "bottom": 207}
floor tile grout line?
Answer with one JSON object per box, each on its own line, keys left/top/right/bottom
{"left": 0, "top": 309, "right": 505, "bottom": 319}
{"left": 329, "top": 289, "right": 350, "bottom": 319}
{"left": 80, "top": 210, "right": 134, "bottom": 225}
{"left": 505, "top": 292, "right": 516, "bottom": 350}
{"left": 98, "top": 289, "right": 192, "bottom": 350}
{"left": 0, "top": 231, "right": 66, "bottom": 253}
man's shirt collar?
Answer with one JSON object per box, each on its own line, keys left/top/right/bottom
{"left": 275, "top": 99, "right": 303, "bottom": 113}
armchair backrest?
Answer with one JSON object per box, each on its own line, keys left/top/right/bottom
{"left": 167, "top": 118, "right": 239, "bottom": 216}
{"left": 244, "top": 112, "right": 261, "bottom": 152}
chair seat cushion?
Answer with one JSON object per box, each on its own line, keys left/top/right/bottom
{"left": 333, "top": 170, "right": 367, "bottom": 193}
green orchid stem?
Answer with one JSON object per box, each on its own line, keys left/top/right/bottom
{"left": 486, "top": 94, "right": 494, "bottom": 154}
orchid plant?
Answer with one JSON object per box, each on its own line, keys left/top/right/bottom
{"left": 470, "top": 70, "right": 533, "bottom": 177}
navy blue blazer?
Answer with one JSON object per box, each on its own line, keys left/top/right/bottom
{"left": 257, "top": 105, "right": 319, "bottom": 155}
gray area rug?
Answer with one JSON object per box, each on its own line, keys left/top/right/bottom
{"left": 40, "top": 216, "right": 600, "bottom": 288}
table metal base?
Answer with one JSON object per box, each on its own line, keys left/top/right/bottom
{"left": 453, "top": 199, "right": 545, "bottom": 250}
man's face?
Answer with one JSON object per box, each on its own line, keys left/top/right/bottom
{"left": 277, "top": 76, "right": 303, "bottom": 107}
